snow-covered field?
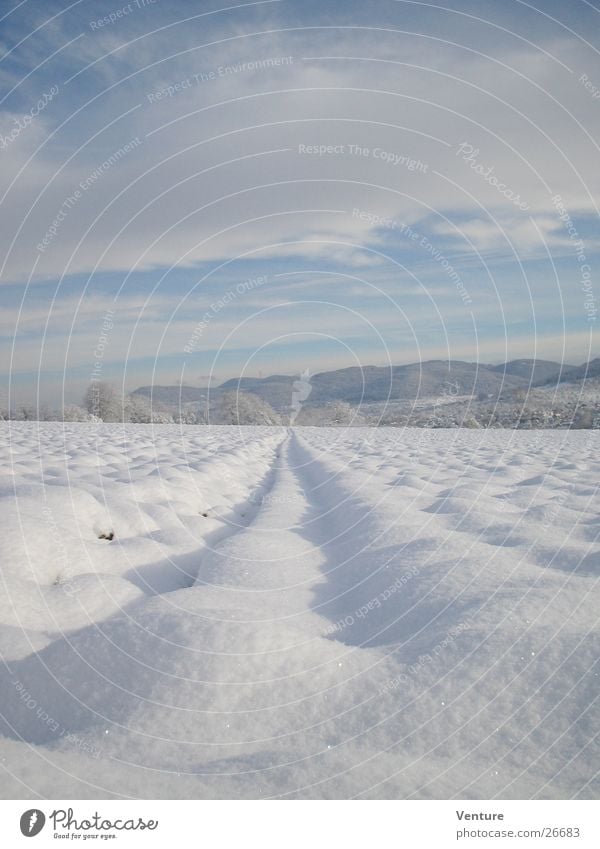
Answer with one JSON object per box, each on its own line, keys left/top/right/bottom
{"left": 0, "top": 423, "right": 598, "bottom": 799}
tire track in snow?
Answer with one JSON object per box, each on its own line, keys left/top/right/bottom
{"left": 189, "top": 429, "right": 330, "bottom": 622}
{"left": 128, "top": 430, "right": 289, "bottom": 595}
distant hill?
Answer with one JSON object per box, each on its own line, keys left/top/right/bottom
{"left": 218, "top": 375, "right": 295, "bottom": 411}
{"left": 539, "top": 357, "right": 600, "bottom": 385}
{"left": 230, "top": 360, "right": 562, "bottom": 409}
{"left": 490, "top": 359, "right": 572, "bottom": 384}
{"left": 132, "top": 358, "right": 592, "bottom": 413}
{"left": 301, "top": 360, "right": 524, "bottom": 407}
{"left": 132, "top": 385, "right": 207, "bottom": 404}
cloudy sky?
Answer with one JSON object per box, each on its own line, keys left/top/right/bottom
{"left": 1, "top": 0, "right": 599, "bottom": 404}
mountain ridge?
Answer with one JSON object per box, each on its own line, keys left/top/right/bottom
{"left": 132, "top": 358, "right": 584, "bottom": 412}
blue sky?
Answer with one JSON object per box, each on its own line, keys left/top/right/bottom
{"left": 1, "top": 0, "right": 599, "bottom": 404}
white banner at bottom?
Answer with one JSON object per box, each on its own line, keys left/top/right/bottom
{"left": 0, "top": 799, "right": 597, "bottom": 848}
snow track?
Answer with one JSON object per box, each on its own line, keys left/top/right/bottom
{"left": 0, "top": 424, "right": 598, "bottom": 799}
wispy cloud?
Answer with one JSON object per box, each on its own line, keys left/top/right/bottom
{"left": 1, "top": 0, "right": 598, "bottom": 398}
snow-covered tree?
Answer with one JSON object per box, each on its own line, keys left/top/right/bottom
{"left": 175, "top": 407, "right": 205, "bottom": 425}
{"left": 83, "top": 381, "right": 122, "bottom": 422}
{"left": 62, "top": 404, "right": 100, "bottom": 422}
{"left": 123, "top": 395, "right": 173, "bottom": 424}
{"left": 329, "top": 401, "right": 361, "bottom": 425}
{"left": 294, "top": 401, "right": 365, "bottom": 426}
{"left": 150, "top": 409, "right": 175, "bottom": 424}
{"left": 123, "top": 394, "right": 174, "bottom": 423}
{"left": 215, "top": 391, "right": 282, "bottom": 425}
{"left": 123, "top": 394, "right": 152, "bottom": 423}
{"left": 571, "top": 408, "right": 593, "bottom": 429}
{"left": 12, "top": 404, "right": 38, "bottom": 421}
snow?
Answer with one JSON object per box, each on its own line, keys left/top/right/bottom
{"left": 0, "top": 422, "right": 598, "bottom": 799}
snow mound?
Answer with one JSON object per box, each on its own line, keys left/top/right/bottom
{"left": 0, "top": 423, "right": 598, "bottom": 799}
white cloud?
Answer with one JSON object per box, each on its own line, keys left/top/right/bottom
{"left": 1, "top": 28, "right": 599, "bottom": 284}
{"left": 2, "top": 8, "right": 598, "bottom": 399}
